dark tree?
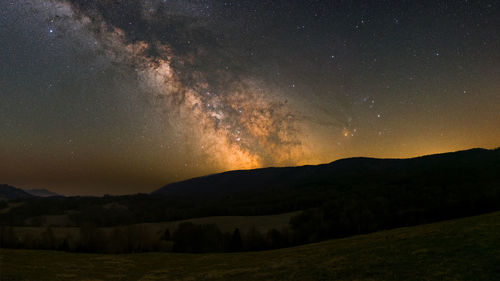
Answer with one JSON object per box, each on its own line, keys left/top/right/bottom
{"left": 163, "top": 228, "right": 171, "bottom": 240}
{"left": 79, "top": 223, "right": 106, "bottom": 252}
{"left": 0, "top": 225, "right": 19, "bottom": 248}
{"left": 230, "top": 228, "right": 242, "bottom": 252}
{"left": 41, "top": 227, "right": 55, "bottom": 250}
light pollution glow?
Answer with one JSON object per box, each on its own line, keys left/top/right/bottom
{"left": 0, "top": 0, "right": 499, "bottom": 195}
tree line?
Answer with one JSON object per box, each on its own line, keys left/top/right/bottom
{"left": 1, "top": 148, "right": 499, "bottom": 252}
{"left": 2, "top": 179, "right": 500, "bottom": 253}
{"left": 0, "top": 223, "right": 292, "bottom": 253}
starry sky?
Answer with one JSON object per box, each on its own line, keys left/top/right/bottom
{"left": 1, "top": 0, "right": 499, "bottom": 196}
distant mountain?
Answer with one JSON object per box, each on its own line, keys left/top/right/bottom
{"left": 2, "top": 147, "right": 499, "bottom": 230}
{"left": 0, "top": 184, "right": 34, "bottom": 200}
{"left": 25, "top": 189, "right": 61, "bottom": 197}
{"left": 153, "top": 147, "right": 500, "bottom": 197}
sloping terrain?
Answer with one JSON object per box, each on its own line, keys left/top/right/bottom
{"left": 2, "top": 210, "right": 500, "bottom": 280}
{"left": 10, "top": 211, "right": 299, "bottom": 244}
{"left": 1, "top": 148, "right": 499, "bottom": 234}
{"left": 153, "top": 148, "right": 500, "bottom": 197}
{"left": 25, "top": 189, "right": 61, "bottom": 197}
{"left": 0, "top": 184, "right": 33, "bottom": 200}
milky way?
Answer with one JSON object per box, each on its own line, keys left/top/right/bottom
{"left": 1, "top": 0, "right": 499, "bottom": 195}
{"left": 54, "top": 0, "right": 311, "bottom": 170}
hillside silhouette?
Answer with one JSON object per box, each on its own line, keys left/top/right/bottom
{"left": 1, "top": 147, "right": 499, "bottom": 253}
{"left": 155, "top": 148, "right": 499, "bottom": 196}
{"left": 0, "top": 185, "right": 34, "bottom": 200}
{"left": 25, "top": 189, "right": 61, "bottom": 198}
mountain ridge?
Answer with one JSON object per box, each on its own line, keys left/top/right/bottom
{"left": 25, "top": 189, "right": 61, "bottom": 197}
{"left": 0, "top": 185, "right": 61, "bottom": 200}
{"left": 0, "top": 184, "right": 34, "bottom": 200}
{"left": 153, "top": 147, "right": 500, "bottom": 196}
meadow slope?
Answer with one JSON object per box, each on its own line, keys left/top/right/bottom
{"left": 9, "top": 211, "right": 299, "bottom": 246}
{"left": 1, "top": 211, "right": 500, "bottom": 280}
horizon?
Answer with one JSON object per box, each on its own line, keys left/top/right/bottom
{"left": 1, "top": 1, "right": 499, "bottom": 196}
{"left": 5, "top": 146, "right": 498, "bottom": 197}
{"left": 1, "top": 2, "right": 499, "bottom": 278}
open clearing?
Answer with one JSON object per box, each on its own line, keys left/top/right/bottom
{"left": 11, "top": 211, "right": 300, "bottom": 243}
{"left": 2, "top": 211, "right": 500, "bottom": 280}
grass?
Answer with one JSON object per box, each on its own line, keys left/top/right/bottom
{"left": 11, "top": 211, "right": 300, "bottom": 243}
{"left": 0, "top": 202, "right": 24, "bottom": 215}
{"left": 135, "top": 210, "right": 301, "bottom": 233}
{"left": 2, "top": 211, "right": 500, "bottom": 280}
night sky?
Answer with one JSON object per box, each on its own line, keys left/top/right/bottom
{"left": 1, "top": 0, "right": 499, "bottom": 195}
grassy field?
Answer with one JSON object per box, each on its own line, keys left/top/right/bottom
{"left": 0, "top": 202, "right": 24, "bottom": 215}
{"left": 11, "top": 211, "right": 300, "bottom": 244}
{"left": 2, "top": 211, "right": 500, "bottom": 280}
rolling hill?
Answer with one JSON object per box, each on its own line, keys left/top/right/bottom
{"left": 153, "top": 147, "right": 500, "bottom": 197}
{"left": 1, "top": 147, "right": 500, "bottom": 255}
{"left": 0, "top": 184, "right": 34, "bottom": 200}
{"left": 2, "top": 210, "right": 499, "bottom": 280}
{"left": 0, "top": 185, "right": 60, "bottom": 200}
{"left": 1, "top": 147, "right": 499, "bottom": 232}
{"left": 25, "top": 189, "right": 61, "bottom": 197}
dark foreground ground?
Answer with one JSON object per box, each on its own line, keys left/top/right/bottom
{"left": 1, "top": 210, "right": 500, "bottom": 281}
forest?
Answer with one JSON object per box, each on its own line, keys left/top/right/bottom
{"left": 1, "top": 148, "right": 499, "bottom": 253}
